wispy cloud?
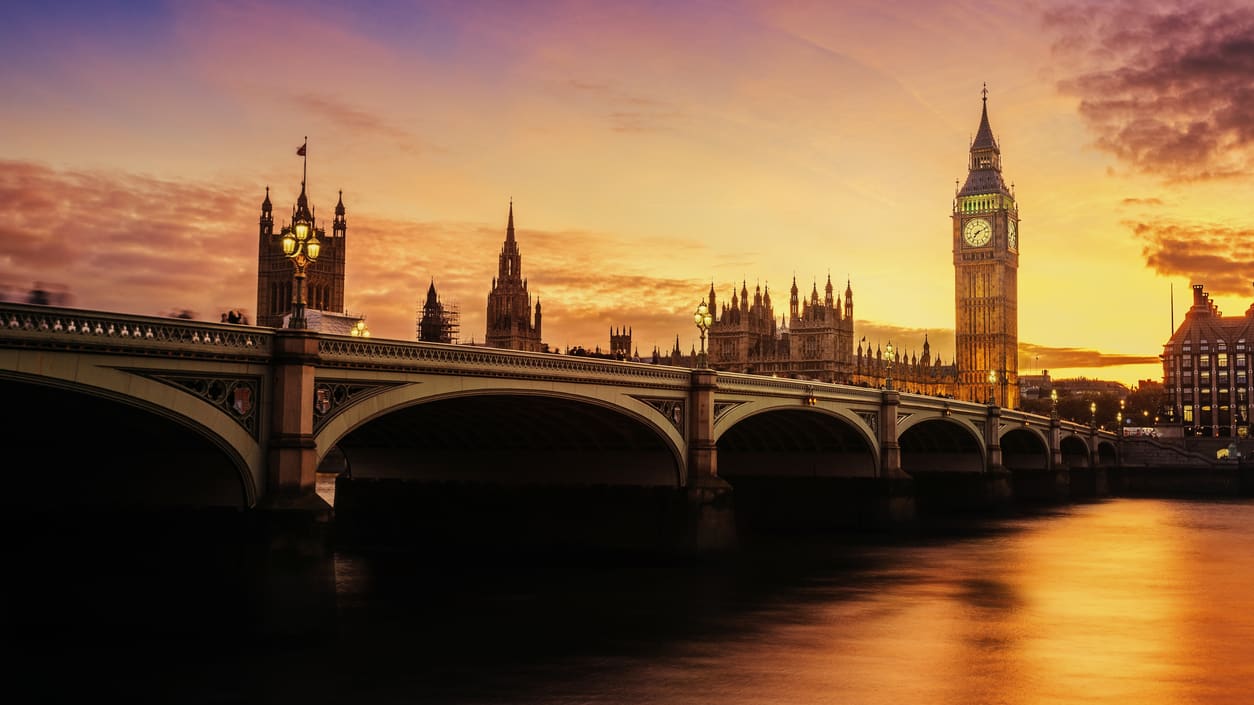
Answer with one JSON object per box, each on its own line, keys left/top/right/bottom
{"left": 1048, "top": 1, "right": 1254, "bottom": 181}
{"left": 1019, "top": 342, "right": 1159, "bottom": 369}
{"left": 1128, "top": 219, "right": 1254, "bottom": 296}
{"left": 289, "top": 93, "right": 424, "bottom": 152}
{"left": 555, "top": 78, "right": 685, "bottom": 134}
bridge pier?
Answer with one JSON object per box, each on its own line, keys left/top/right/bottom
{"left": 876, "top": 389, "right": 916, "bottom": 524}
{"left": 265, "top": 330, "right": 322, "bottom": 505}
{"left": 684, "top": 369, "right": 736, "bottom": 552}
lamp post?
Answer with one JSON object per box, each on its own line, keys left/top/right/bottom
{"left": 1050, "top": 388, "right": 1058, "bottom": 420}
{"left": 1090, "top": 401, "right": 1097, "bottom": 429}
{"left": 350, "top": 318, "right": 370, "bottom": 337}
{"left": 885, "top": 341, "right": 895, "bottom": 391}
{"left": 987, "top": 369, "right": 997, "bottom": 406}
{"left": 693, "top": 301, "right": 712, "bottom": 368}
{"left": 280, "top": 215, "right": 322, "bottom": 329}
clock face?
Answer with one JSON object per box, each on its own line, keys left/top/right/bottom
{"left": 1007, "top": 220, "right": 1017, "bottom": 250}
{"left": 963, "top": 218, "right": 992, "bottom": 247}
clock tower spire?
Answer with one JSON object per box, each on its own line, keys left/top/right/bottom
{"left": 953, "top": 86, "right": 1019, "bottom": 407}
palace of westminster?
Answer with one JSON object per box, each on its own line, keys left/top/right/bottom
{"left": 253, "top": 91, "right": 1027, "bottom": 407}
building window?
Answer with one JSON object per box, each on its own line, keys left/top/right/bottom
{"left": 1219, "top": 353, "right": 1229, "bottom": 368}
{"left": 1183, "top": 356, "right": 1192, "bottom": 368}
{"left": 1219, "top": 341, "right": 1228, "bottom": 351}
{"left": 1184, "top": 407, "right": 1194, "bottom": 423}
{"left": 1238, "top": 371, "right": 1248, "bottom": 385}
{"left": 1201, "top": 356, "right": 1211, "bottom": 369}
{"left": 1201, "top": 371, "right": 1212, "bottom": 385}
{"left": 1184, "top": 370, "right": 1193, "bottom": 382}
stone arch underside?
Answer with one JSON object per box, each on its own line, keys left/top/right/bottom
{"left": 899, "top": 419, "right": 985, "bottom": 474}
{"left": 0, "top": 377, "right": 250, "bottom": 508}
{"left": 1001, "top": 428, "right": 1049, "bottom": 472}
{"left": 716, "top": 409, "right": 877, "bottom": 478}
{"left": 1096, "top": 441, "right": 1118, "bottom": 466}
{"left": 1061, "top": 435, "right": 1090, "bottom": 468}
{"left": 336, "top": 393, "right": 682, "bottom": 487}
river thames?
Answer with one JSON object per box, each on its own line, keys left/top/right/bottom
{"left": 7, "top": 490, "right": 1254, "bottom": 704}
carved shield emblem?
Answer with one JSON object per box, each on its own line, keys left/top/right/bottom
{"left": 315, "top": 388, "right": 332, "bottom": 415}
{"left": 231, "top": 385, "right": 253, "bottom": 416}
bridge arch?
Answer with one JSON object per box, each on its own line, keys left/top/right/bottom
{"left": 316, "top": 379, "right": 685, "bottom": 487}
{"left": 0, "top": 371, "right": 256, "bottom": 508}
{"left": 897, "top": 417, "right": 986, "bottom": 474}
{"left": 1096, "top": 440, "right": 1119, "bottom": 467}
{"left": 714, "top": 406, "right": 879, "bottom": 478}
{"left": 1060, "top": 435, "right": 1090, "bottom": 468}
{"left": 1000, "top": 426, "right": 1050, "bottom": 472}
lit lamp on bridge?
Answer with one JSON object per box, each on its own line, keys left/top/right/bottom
{"left": 1050, "top": 389, "right": 1058, "bottom": 420}
{"left": 279, "top": 215, "right": 322, "bottom": 329}
{"left": 693, "top": 300, "right": 712, "bottom": 368}
{"left": 884, "top": 341, "right": 895, "bottom": 391}
{"left": 1090, "top": 401, "right": 1097, "bottom": 428}
{"left": 987, "top": 369, "right": 997, "bottom": 406}
{"left": 350, "top": 318, "right": 370, "bottom": 337}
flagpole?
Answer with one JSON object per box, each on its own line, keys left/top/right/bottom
{"left": 302, "top": 135, "right": 308, "bottom": 190}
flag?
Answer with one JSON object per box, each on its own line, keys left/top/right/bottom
{"left": 296, "top": 143, "right": 306, "bottom": 156}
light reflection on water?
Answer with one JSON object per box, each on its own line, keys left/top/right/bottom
{"left": 315, "top": 471, "right": 337, "bottom": 505}
{"left": 339, "top": 498, "right": 1254, "bottom": 705}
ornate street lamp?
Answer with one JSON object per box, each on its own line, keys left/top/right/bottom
{"left": 885, "top": 341, "right": 895, "bottom": 391}
{"left": 1050, "top": 388, "right": 1058, "bottom": 420}
{"left": 987, "top": 369, "right": 997, "bottom": 405}
{"left": 1090, "top": 401, "right": 1097, "bottom": 428}
{"left": 693, "top": 300, "right": 713, "bottom": 368}
{"left": 280, "top": 214, "right": 322, "bottom": 329}
{"left": 350, "top": 318, "right": 370, "bottom": 337}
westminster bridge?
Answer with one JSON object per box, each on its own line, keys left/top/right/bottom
{"left": 1, "top": 303, "right": 1121, "bottom": 545}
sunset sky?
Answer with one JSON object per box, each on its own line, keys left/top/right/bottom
{"left": 3, "top": 0, "right": 1253, "bottom": 387}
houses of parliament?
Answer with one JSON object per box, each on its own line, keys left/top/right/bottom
{"left": 254, "top": 89, "right": 1021, "bottom": 405}
{"left": 702, "top": 89, "right": 1020, "bottom": 401}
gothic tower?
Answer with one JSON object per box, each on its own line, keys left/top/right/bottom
{"left": 485, "top": 200, "right": 543, "bottom": 351}
{"left": 953, "top": 87, "right": 1019, "bottom": 407}
{"left": 255, "top": 163, "right": 347, "bottom": 328}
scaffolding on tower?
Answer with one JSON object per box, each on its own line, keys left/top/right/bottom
{"left": 416, "top": 295, "right": 460, "bottom": 344}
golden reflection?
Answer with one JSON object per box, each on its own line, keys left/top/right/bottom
{"left": 1011, "top": 501, "right": 1188, "bottom": 704}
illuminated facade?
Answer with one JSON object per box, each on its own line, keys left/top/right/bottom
{"left": 1162, "top": 284, "right": 1254, "bottom": 438}
{"left": 706, "top": 276, "right": 855, "bottom": 383}
{"left": 255, "top": 182, "right": 347, "bottom": 328}
{"left": 851, "top": 335, "right": 957, "bottom": 396}
{"left": 953, "top": 89, "right": 1019, "bottom": 407}
{"left": 485, "top": 201, "right": 544, "bottom": 352}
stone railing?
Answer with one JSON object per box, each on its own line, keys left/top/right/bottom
{"left": 318, "top": 336, "right": 693, "bottom": 388}
{"left": 716, "top": 371, "right": 885, "bottom": 403}
{"left": 0, "top": 303, "right": 273, "bottom": 359}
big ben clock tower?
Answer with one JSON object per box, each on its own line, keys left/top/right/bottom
{"left": 953, "top": 87, "right": 1019, "bottom": 407}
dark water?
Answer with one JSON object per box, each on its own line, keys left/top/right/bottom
{"left": 7, "top": 491, "right": 1254, "bottom": 704}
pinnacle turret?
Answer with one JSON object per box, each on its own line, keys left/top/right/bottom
{"left": 959, "top": 84, "right": 1010, "bottom": 197}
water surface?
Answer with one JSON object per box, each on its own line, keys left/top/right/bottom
{"left": 8, "top": 497, "right": 1254, "bottom": 704}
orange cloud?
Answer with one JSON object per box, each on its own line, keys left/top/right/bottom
{"left": 1050, "top": 0, "right": 1254, "bottom": 181}
{"left": 1130, "top": 219, "right": 1254, "bottom": 296}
